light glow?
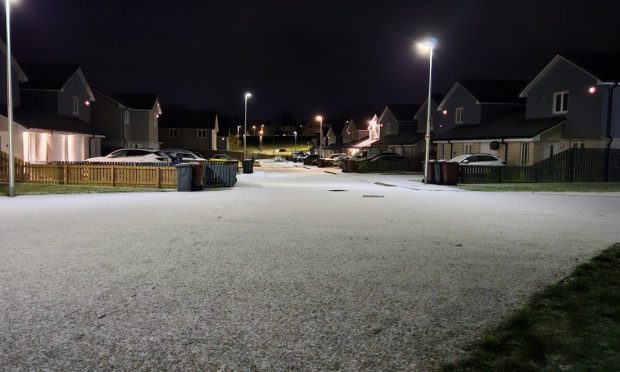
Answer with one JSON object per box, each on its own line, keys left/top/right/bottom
{"left": 245, "top": 92, "right": 252, "bottom": 99}
{"left": 442, "top": 110, "right": 448, "bottom": 115}
{"left": 84, "top": 100, "right": 90, "bottom": 106}
{"left": 315, "top": 115, "right": 323, "bottom": 122}
{"left": 588, "top": 86, "right": 597, "bottom": 95}
{"left": 416, "top": 37, "right": 437, "bottom": 54}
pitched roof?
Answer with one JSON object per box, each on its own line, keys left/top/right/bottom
{"left": 372, "top": 127, "right": 424, "bottom": 146}
{"left": 385, "top": 104, "right": 420, "bottom": 122}
{"left": 5, "top": 106, "right": 106, "bottom": 136}
{"left": 0, "top": 39, "right": 28, "bottom": 82}
{"left": 159, "top": 109, "right": 217, "bottom": 129}
{"left": 559, "top": 53, "right": 620, "bottom": 82}
{"left": 432, "top": 112, "right": 564, "bottom": 141}
{"left": 327, "top": 123, "right": 345, "bottom": 136}
{"left": 458, "top": 79, "right": 527, "bottom": 104}
{"left": 21, "top": 63, "right": 80, "bottom": 90}
{"left": 116, "top": 94, "right": 159, "bottom": 110}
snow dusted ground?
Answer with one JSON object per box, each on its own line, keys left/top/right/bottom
{"left": 1, "top": 161, "right": 619, "bottom": 370}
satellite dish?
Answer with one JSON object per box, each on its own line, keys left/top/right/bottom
{"left": 490, "top": 141, "right": 500, "bottom": 150}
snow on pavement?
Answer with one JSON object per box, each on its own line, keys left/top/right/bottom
{"left": 1, "top": 163, "right": 619, "bottom": 370}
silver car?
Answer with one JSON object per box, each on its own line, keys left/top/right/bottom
{"left": 85, "top": 149, "right": 172, "bottom": 163}
{"left": 448, "top": 153, "right": 506, "bottom": 166}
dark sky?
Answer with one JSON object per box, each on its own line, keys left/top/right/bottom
{"left": 7, "top": 0, "right": 620, "bottom": 121}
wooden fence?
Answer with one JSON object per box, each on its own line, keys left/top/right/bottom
{"left": 459, "top": 148, "right": 620, "bottom": 184}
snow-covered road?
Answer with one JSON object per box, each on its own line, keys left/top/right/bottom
{"left": 1, "top": 161, "right": 619, "bottom": 370}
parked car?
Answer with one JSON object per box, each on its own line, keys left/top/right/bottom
{"left": 303, "top": 154, "right": 320, "bottom": 165}
{"left": 290, "top": 151, "right": 307, "bottom": 162}
{"left": 84, "top": 149, "right": 172, "bottom": 163}
{"left": 162, "top": 149, "right": 206, "bottom": 164}
{"left": 448, "top": 153, "right": 506, "bottom": 166}
{"left": 368, "top": 153, "right": 404, "bottom": 162}
{"left": 209, "top": 154, "right": 236, "bottom": 161}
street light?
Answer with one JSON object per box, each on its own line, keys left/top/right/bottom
{"left": 244, "top": 92, "right": 252, "bottom": 159}
{"left": 417, "top": 37, "right": 437, "bottom": 184}
{"left": 315, "top": 115, "right": 323, "bottom": 156}
{"left": 5, "top": 0, "right": 16, "bottom": 197}
{"left": 237, "top": 125, "right": 241, "bottom": 150}
{"left": 293, "top": 131, "right": 297, "bottom": 151}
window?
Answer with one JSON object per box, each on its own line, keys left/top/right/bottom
{"left": 572, "top": 142, "right": 585, "bottom": 149}
{"left": 197, "top": 129, "right": 207, "bottom": 138}
{"left": 386, "top": 123, "right": 392, "bottom": 135}
{"left": 455, "top": 107, "right": 464, "bottom": 124}
{"left": 464, "top": 143, "right": 472, "bottom": 154}
{"left": 553, "top": 91, "right": 569, "bottom": 114}
{"left": 520, "top": 142, "right": 529, "bottom": 166}
{"left": 169, "top": 129, "right": 177, "bottom": 138}
{"left": 123, "top": 110, "right": 130, "bottom": 125}
{"left": 72, "top": 97, "right": 79, "bottom": 115}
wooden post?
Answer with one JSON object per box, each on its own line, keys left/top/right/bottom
{"left": 111, "top": 165, "right": 115, "bottom": 186}
{"left": 64, "top": 164, "right": 69, "bottom": 185}
{"left": 156, "top": 167, "right": 161, "bottom": 189}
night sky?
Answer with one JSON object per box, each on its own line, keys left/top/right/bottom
{"left": 7, "top": 0, "right": 620, "bottom": 121}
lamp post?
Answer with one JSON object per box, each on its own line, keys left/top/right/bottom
{"left": 237, "top": 125, "right": 241, "bottom": 150}
{"left": 293, "top": 131, "right": 297, "bottom": 151}
{"left": 417, "top": 37, "right": 437, "bottom": 184}
{"left": 243, "top": 92, "right": 252, "bottom": 159}
{"left": 5, "top": 0, "right": 15, "bottom": 197}
{"left": 252, "top": 125, "right": 256, "bottom": 135}
{"left": 315, "top": 115, "right": 323, "bottom": 156}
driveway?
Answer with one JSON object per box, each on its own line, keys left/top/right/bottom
{"left": 1, "top": 161, "right": 619, "bottom": 370}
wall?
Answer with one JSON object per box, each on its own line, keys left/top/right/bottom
{"left": 58, "top": 74, "right": 91, "bottom": 123}
{"left": 91, "top": 91, "right": 124, "bottom": 150}
{"left": 525, "top": 58, "right": 603, "bottom": 139}
{"left": 434, "top": 85, "right": 481, "bottom": 133}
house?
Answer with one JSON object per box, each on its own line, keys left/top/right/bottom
{"left": 322, "top": 122, "right": 346, "bottom": 155}
{"left": 377, "top": 104, "right": 419, "bottom": 139}
{"left": 90, "top": 85, "right": 161, "bottom": 152}
{"left": 415, "top": 93, "right": 444, "bottom": 134}
{"left": 12, "top": 63, "right": 104, "bottom": 162}
{"left": 0, "top": 39, "right": 28, "bottom": 157}
{"left": 519, "top": 53, "right": 620, "bottom": 153}
{"left": 432, "top": 79, "right": 529, "bottom": 162}
{"left": 158, "top": 109, "right": 218, "bottom": 153}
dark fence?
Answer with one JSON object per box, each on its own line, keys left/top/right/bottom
{"left": 356, "top": 159, "right": 406, "bottom": 173}
{"left": 459, "top": 148, "right": 620, "bottom": 184}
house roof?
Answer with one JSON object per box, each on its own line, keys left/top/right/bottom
{"left": 4, "top": 106, "right": 106, "bottom": 136}
{"left": 159, "top": 109, "right": 217, "bottom": 129}
{"left": 327, "top": 123, "right": 345, "bottom": 136}
{"left": 520, "top": 53, "right": 620, "bottom": 97}
{"left": 21, "top": 63, "right": 95, "bottom": 101}
{"left": 414, "top": 94, "right": 445, "bottom": 119}
{"left": 385, "top": 104, "right": 420, "bottom": 122}
{"left": 116, "top": 94, "right": 159, "bottom": 111}
{"left": 373, "top": 127, "right": 424, "bottom": 146}
{"left": 0, "top": 39, "right": 28, "bottom": 82}
{"left": 438, "top": 79, "right": 526, "bottom": 111}
{"left": 342, "top": 136, "right": 371, "bottom": 148}
{"left": 432, "top": 112, "right": 565, "bottom": 141}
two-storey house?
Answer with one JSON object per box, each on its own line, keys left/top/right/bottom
{"left": 158, "top": 109, "right": 218, "bottom": 153}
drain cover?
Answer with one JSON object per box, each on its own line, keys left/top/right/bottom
{"left": 363, "top": 195, "right": 384, "bottom": 198}
{"left": 329, "top": 189, "right": 347, "bottom": 192}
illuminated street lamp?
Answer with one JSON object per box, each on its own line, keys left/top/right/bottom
{"left": 293, "top": 131, "right": 297, "bottom": 151}
{"left": 237, "top": 125, "right": 241, "bottom": 150}
{"left": 315, "top": 115, "right": 323, "bottom": 156}
{"left": 252, "top": 125, "right": 256, "bottom": 135}
{"left": 5, "top": 0, "right": 16, "bottom": 197}
{"left": 243, "top": 92, "right": 252, "bottom": 159}
{"left": 417, "top": 37, "right": 437, "bottom": 184}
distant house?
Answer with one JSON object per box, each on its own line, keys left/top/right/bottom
{"left": 519, "top": 53, "right": 620, "bottom": 154}
{"left": 90, "top": 85, "right": 161, "bottom": 152}
{"left": 415, "top": 93, "right": 444, "bottom": 134}
{"left": 432, "top": 79, "right": 528, "bottom": 162}
{"left": 13, "top": 63, "right": 104, "bottom": 162}
{"left": 377, "top": 104, "right": 419, "bottom": 139}
{"left": 372, "top": 104, "right": 424, "bottom": 170}
{"left": 342, "top": 118, "right": 369, "bottom": 144}
{"left": 158, "top": 109, "right": 218, "bottom": 153}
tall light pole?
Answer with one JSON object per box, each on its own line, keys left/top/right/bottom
{"left": 315, "top": 115, "right": 323, "bottom": 156}
{"left": 5, "top": 0, "right": 15, "bottom": 197}
{"left": 243, "top": 92, "right": 252, "bottom": 159}
{"left": 237, "top": 125, "right": 241, "bottom": 150}
{"left": 293, "top": 131, "right": 297, "bottom": 151}
{"left": 417, "top": 37, "right": 437, "bottom": 184}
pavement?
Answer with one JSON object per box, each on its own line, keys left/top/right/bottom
{"left": 1, "top": 160, "right": 619, "bottom": 370}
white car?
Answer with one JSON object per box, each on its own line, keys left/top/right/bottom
{"left": 84, "top": 149, "right": 172, "bottom": 163}
{"left": 448, "top": 153, "right": 506, "bottom": 166}
{"left": 164, "top": 150, "right": 206, "bottom": 163}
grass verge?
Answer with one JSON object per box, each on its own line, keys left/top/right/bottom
{"left": 443, "top": 243, "right": 620, "bottom": 371}
{"left": 458, "top": 183, "right": 620, "bottom": 192}
{"left": 0, "top": 183, "right": 167, "bottom": 196}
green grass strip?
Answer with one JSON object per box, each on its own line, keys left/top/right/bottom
{"left": 459, "top": 183, "right": 620, "bottom": 192}
{"left": 0, "top": 183, "right": 167, "bottom": 196}
{"left": 444, "top": 243, "right": 620, "bottom": 371}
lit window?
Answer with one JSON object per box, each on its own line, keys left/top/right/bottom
{"left": 455, "top": 107, "right": 464, "bottom": 124}
{"left": 72, "top": 97, "right": 79, "bottom": 115}
{"left": 169, "top": 129, "right": 177, "bottom": 138}
{"left": 553, "top": 91, "right": 569, "bottom": 114}
{"left": 197, "top": 129, "right": 207, "bottom": 138}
